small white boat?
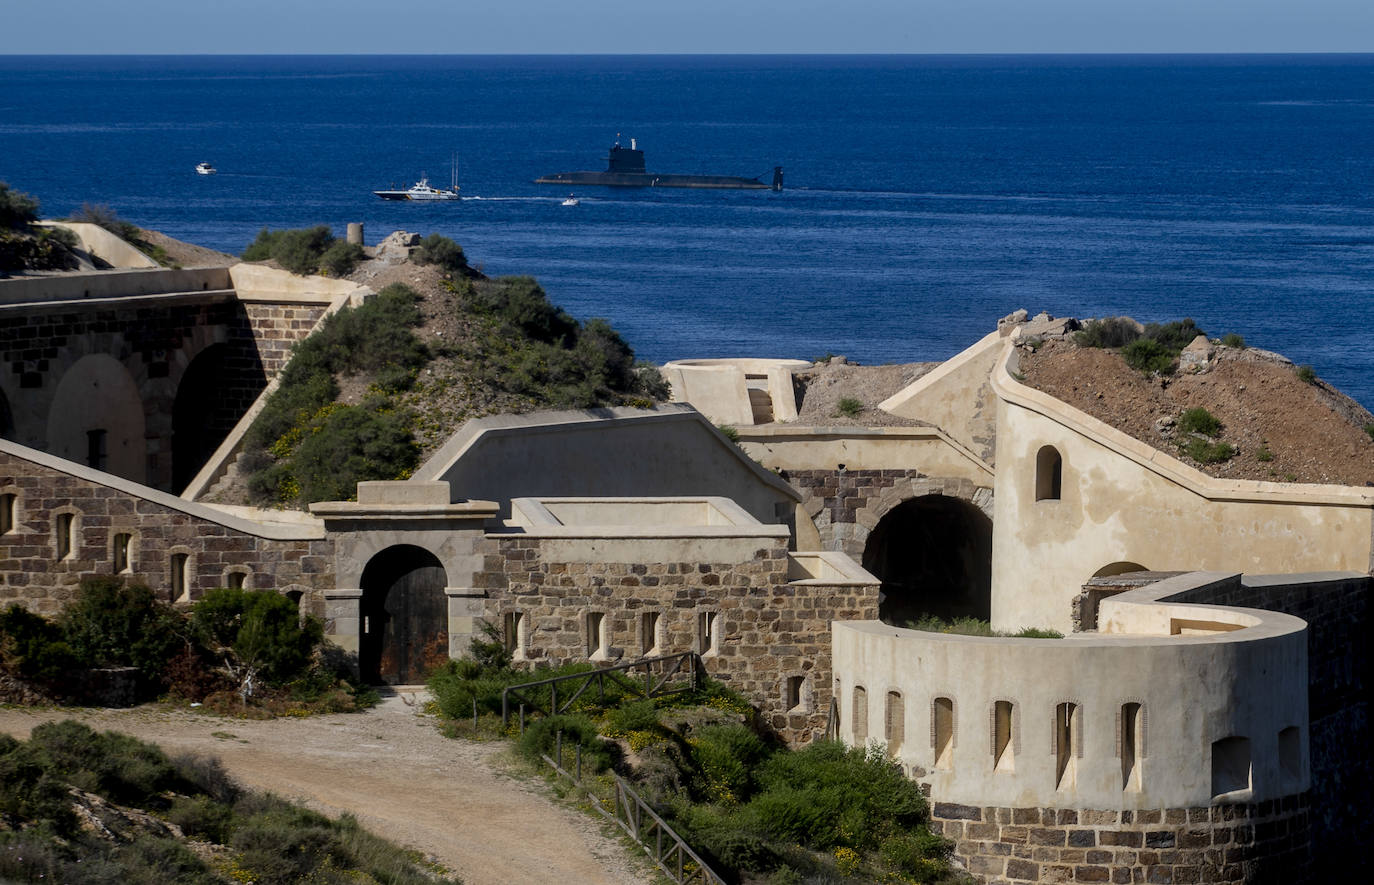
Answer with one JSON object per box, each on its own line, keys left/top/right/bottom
{"left": 374, "top": 154, "right": 461, "bottom": 201}
{"left": 561, "top": 194, "right": 580, "bottom": 207}
{"left": 195, "top": 162, "right": 216, "bottom": 175}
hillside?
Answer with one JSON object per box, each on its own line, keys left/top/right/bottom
{"left": 1019, "top": 330, "right": 1374, "bottom": 486}
{"left": 214, "top": 230, "right": 667, "bottom": 507}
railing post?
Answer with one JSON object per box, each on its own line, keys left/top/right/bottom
{"left": 556, "top": 730, "right": 563, "bottom": 769}
{"left": 576, "top": 743, "right": 582, "bottom": 781}
{"left": 519, "top": 703, "right": 526, "bottom": 735}
{"left": 472, "top": 697, "right": 478, "bottom": 729}
{"left": 502, "top": 691, "right": 509, "bottom": 729}
{"left": 550, "top": 682, "right": 557, "bottom": 715}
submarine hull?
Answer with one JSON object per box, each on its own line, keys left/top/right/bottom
{"left": 536, "top": 171, "right": 772, "bottom": 190}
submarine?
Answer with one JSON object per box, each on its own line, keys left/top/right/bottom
{"left": 536, "top": 138, "right": 783, "bottom": 191}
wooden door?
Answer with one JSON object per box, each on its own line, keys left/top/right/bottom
{"left": 360, "top": 546, "right": 448, "bottom": 684}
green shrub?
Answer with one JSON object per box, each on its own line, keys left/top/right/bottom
{"left": 1222, "top": 332, "right": 1246, "bottom": 349}
{"left": 70, "top": 203, "right": 141, "bottom": 242}
{"left": 517, "top": 713, "right": 616, "bottom": 773}
{"left": 1011, "top": 627, "right": 1063, "bottom": 639}
{"left": 231, "top": 803, "right": 340, "bottom": 885}
{"left": 0, "top": 604, "right": 79, "bottom": 686}
{"left": 1364, "top": 423, "right": 1374, "bottom": 441}
{"left": 1181, "top": 438, "right": 1236, "bottom": 464}
{"left": 717, "top": 424, "right": 741, "bottom": 443}
{"left": 1296, "top": 364, "right": 1317, "bottom": 384}
{"left": 1142, "top": 318, "right": 1205, "bottom": 351}
{"left": 0, "top": 181, "right": 40, "bottom": 230}
{"left": 1257, "top": 446, "right": 1273, "bottom": 462}
{"left": 28, "top": 720, "right": 180, "bottom": 809}
{"left": 1121, "top": 338, "right": 1175, "bottom": 375}
{"left": 414, "top": 233, "right": 467, "bottom": 274}
{"left": 317, "top": 239, "right": 365, "bottom": 277}
{"left": 192, "top": 588, "right": 324, "bottom": 687}
{"left": 1075, "top": 317, "right": 1140, "bottom": 349}
{"left": 241, "top": 225, "right": 337, "bottom": 275}
{"left": 836, "top": 397, "right": 863, "bottom": 418}
{"left": 58, "top": 577, "right": 185, "bottom": 691}
{"left": 0, "top": 735, "right": 78, "bottom": 834}
{"left": 689, "top": 724, "right": 770, "bottom": 805}
{"left": 879, "top": 829, "right": 952, "bottom": 879}
{"left": 1178, "top": 407, "right": 1222, "bottom": 437}
{"left": 287, "top": 402, "right": 420, "bottom": 503}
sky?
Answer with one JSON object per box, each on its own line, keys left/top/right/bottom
{"left": 4, "top": 0, "right": 1374, "bottom": 54}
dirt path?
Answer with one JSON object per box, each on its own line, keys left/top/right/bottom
{"left": 0, "top": 693, "right": 651, "bottom": 885}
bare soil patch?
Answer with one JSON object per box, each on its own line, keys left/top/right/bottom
{"left": 0, "top": 695, "right": 651, "bottom": 885}
{"left": 137, "top": 229, "right": 238, "bottom": 267}
{"left": 1019, "top": 337, "right": 1374, "bottom": 486}
{"left": 792, "top": 359, "right": 937, "bottom": 427}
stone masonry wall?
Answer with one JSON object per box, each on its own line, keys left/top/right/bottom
{"left": 932, "top": 795, "right": 1310, "bottom": 885}
{"left": 478, "top": 534, "right": 879, "bottom": 745}
{"left": 783, "top": 468, "right": 992, "bottom": 556}
{"left": 1168, "top": 575, "right": 1369, "bottom": 879}
{"left": 0, "top": 448, "right": 335, "bottom": 617}
{"left": 241, "top": 302, "right": 331, "bottom": 376}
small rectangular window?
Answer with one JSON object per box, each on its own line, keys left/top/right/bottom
{"left": 0, "top": 493, "right": 15, "bottom": 534}
{"left": 86, "top": 429, "right": 108, "bottom": 471}
{"left": 785, "top": 675, "right": 805, "bottom": 711}
{"left": 1121, "top": 703, "right": 1143, "bottom": 791}
{"left": 885, "top": 691, "right": 905, "bottom": 756}
{"left": 1211, "top": 736, "right": 1251, "bottom": 797}
{"left": 1278, "top": 726, "right": 1301, "bottom": 786}
{"left": 504, "top": 611, "right": 525, "bottom": 656}
{"left": 852, "top": 686, "right": 869, "bottom": 743}
{"left": 697, "top": 611, "right": 718, "bottom": 655}
{"left": 170, "top": 553, "right": 190, "bottom": 602}
{"left": 586, "top": 611, "right": 605, "bottom": 659}
{"left": 994, "top": 701, "right": 1015, "bottom": 772}
{"left": 113, "top": 533, "right": 132, "bottom": 573}
{"left": 226, "top": 571, "right": 245, "bottom": 590}
{"left": 55, "top": 512, "right": 75, "bottom": 559}
{"left": 640, "top": 611, "right": 660, "bottom": 656}
{"left": 1055, "top": 702, "right": 1078, "bottom": 789}
{"left": 933, "top": 697, "right": 954, "bottom": 769}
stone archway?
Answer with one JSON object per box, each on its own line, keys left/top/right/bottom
{"left": 46, "top": 353, "right": 146, "bottom": 482}
{"left": 862, "top": 494, "right": 993, "bottom": 626}
{"left": 171, "top": 342, "right": 236, "bottom": 493}
{"left": 359, "top": 545, "right": 449, "bottom": 685}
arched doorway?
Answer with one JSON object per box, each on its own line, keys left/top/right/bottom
{"left": 863, "top": 496, "right": 993, "bottom": 626}
{"left": 359, "top": 545, "right": 448, "bottom": 684}
{"left": 172, "top": 343, "right": 236, "bottom": 493}
{"left": 0, "top": 388, "right": 13, "bottom": 440}
{"left": 47, "top": 354, "right": 145, "bottom": 482}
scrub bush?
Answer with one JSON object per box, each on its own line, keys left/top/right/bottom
{"left": 836, "top": 396, "right": 863, "bottom": 417}
{"left": 1178, "top": 406, "right": 1222, "bottom": 437}
{"left": 1181, "top": 438, "right": 1236, "bottom": 464}
{"left": 1121, "top": 337, "right": 1175, "bottom": 375}
{"left": 57, "top": 577, "right": 186, "bottom": 692}
{"left": 414, "top": 233, "right": 466, "bottom": 273}
{"left": 0, "top": 181, "right": 40, "bottom": 229}
{"left": 1075, "top": 317, "right": 1140, "bottom": 348}
{"left": 317, "top": 239, "right": 365, "bottom": 277}
{"left": 192, "top": 588, "right": 324, "bottom": 687}
{"left": 1222, "top": 332, "right": 1246, "bottom": 349}
{"left": 1296, "top": 364, "right": 1317, "bottom": 384}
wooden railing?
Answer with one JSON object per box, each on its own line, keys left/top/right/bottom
{"left": 501, "top": 651, "right": 702, "bottom": 728}
{"left": 543, "top": 740, "right": 725, "bottom": 885}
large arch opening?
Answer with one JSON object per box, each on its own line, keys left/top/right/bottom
{"left": 863, "top": 495, "right": 992, "bottom": 626}
{"left": 172, "top": 343, "right": 239, "bottom": 493}
{"left": 0, "top": 388, "right": 13, "bottom": 440}
{"left": 47, "top": 354, "right": 145, "bottom": 482}
{"left": 359, "top": 545, "right": 449, "bottom": 685}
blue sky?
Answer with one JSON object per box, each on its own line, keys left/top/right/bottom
{"left": 6, "top": 1, "right": 1374, "bottom": 54}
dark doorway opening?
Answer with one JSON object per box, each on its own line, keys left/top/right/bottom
{"left": 0, "top": 389, "right": 13, "bottom": 440}
{"left": 171, "top": 344, "right": 237, "bottom": 493}
{"left": 359, "top": 545, "right": 449, "bottom": 685}
{"left": 862, "top": 495, "right": 992, "bottom": 626}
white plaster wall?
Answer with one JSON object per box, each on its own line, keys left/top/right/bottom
{"left": 990, "top": 393, "right": 1374, "bottom": 634}
{"left": 879, "top": 330, "right": 1005, "bottom": 463}
{"left": 832, "top": 575, "right": 1308, "bottom": 809}
{"left": 738, "top": 426, "right": 992, "bottom": 484}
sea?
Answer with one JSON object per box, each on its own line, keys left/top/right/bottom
{"left": 2, "top": 54, "right": 1373, "bottom": 409}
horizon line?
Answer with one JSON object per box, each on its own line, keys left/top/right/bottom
{"left": 5, "top": 50, "right": 1374, "bottom": 57}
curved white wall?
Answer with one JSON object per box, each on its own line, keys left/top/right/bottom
{"left": 832, "top": 573, "right": 1309, "bottom": 810}
{"left": 46, "top": 353, "right": 145, "bottom": 482}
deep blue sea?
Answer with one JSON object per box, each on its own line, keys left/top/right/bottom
{"left": 3, "top": 54, "right": 1373, "bottom": 408}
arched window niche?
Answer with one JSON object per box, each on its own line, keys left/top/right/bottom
{"left": 1035, "top": 445, "right": 1063, "bottom": 501}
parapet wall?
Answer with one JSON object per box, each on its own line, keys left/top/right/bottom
{"left": 0, "top": 439, "right": 333, "bottom": 615}
{"left": 832, "top": 571, "right": 1312, "bottom": 881}
{"left": 478, "top": 518, "right": 878, "bottom": 744}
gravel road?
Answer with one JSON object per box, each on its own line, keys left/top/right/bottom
{"left": 0, "top": 692, "right": 651, "bottom": 885}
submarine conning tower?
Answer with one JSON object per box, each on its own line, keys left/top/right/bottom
{"left": 606, "top": 140, "right": 647, "bottom": 174}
